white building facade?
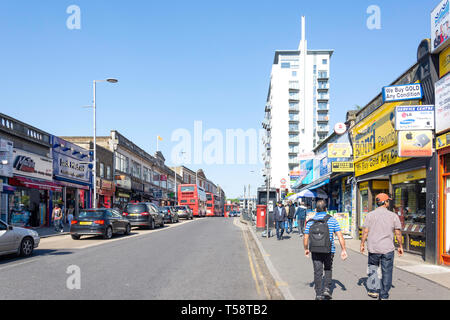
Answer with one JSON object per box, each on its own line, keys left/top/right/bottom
{"left": 262, "top": 17, "right": 333, "bottom": 193}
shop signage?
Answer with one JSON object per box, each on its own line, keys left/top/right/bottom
{"left": 431, "top": 0, "right": 450, "bottom": 53}
{"left": 12, "top": 148, "right": 53, "bottom": 181}
{"left": 153, "top": 190, "right": 163, "bottom": 198}
{"left": 352, "top": 100, "right": 417, "bottom": 162}
{"left": 0, "top": 139, "right": 14, "bottom": 177}
{"left": 331, "top": 162, "right": 354, "bottom": 173}
{"left": 435, "top": 73, "right": 450, "bottom": 134}
{"left": 327, "top": 143, "right": 352, "bottom": 158}
{"left": 382, "top": 84, "right": 423, "bottom": 103}
{"left": 398, "top": 131, "right": 433, "bottom": 158}
{"left": 334, "top": 123, "right": 347, "bottom": 135}
{"left": 395, "top": 105, "right": 435, "bottom": 130}
{"left": 115, "top": 175, "right": 131, "bottom": 190}
{"left": 437, "top": 132, "right": 450, "bottom": 150}
{"left": 53, "top": 153, "right": 90, "bottom": 183}
{"left": 439, "top": 45, "right": 450, "bottom": 77}
{"left": 354, "top": 146, "right": 408, "bottom": 177}
{"left": 391, "top": 169, "right": 426, "bottom": 185}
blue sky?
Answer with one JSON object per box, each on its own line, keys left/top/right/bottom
{"left": 0, "top": 0, "right": 435, "bottom": 198}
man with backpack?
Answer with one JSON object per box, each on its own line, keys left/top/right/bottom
{"left": 303, "top": 200, "right": 348, "bottom": 300}
{"left": 286, "top": 200, "right": 295, "bottom": 234}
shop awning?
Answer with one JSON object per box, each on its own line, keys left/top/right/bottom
{"left": 309, "top": 178, "right": 330, "bottom": 190}
{"left": 9, "top": 176, "right": 63, "bottom": 192}
{"left": 2, "top": 184, "right": 16, "bottom": 194}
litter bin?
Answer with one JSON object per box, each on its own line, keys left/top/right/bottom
{"left": 256, "top": 205, "right": 267, "bottom": 231}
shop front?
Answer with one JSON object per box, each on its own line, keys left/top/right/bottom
{"left": 52, "top": 136, "right": 92, "bottom": 218}
{"left": 438, "top": 137, "right": 450, "bottom": 265}
{"left": 114, "top": 175, "right": 132, "bottom": 210}
{"left": 0, "top": 138, "right": 14, "bottom": 222}
{"left": 98, "top": 179, "right": 114, "bottom": 208}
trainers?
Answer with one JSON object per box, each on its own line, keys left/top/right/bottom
{"left": 323, "top": 290, "right": 332, "bottom": 300}
{"left": 315, "top": 295, "right": 324, "bottom": 300}
{"left": 368, "top": 292, "right": 379, "bottom": 299}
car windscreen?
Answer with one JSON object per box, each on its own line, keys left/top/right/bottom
{"left": 125, "top": 204, "right": 147, "bottom": 213}
{"left": 78, "top": 210, "right": 105, "bottom": 219}
{"left": 174, "top": 206, "right": 185, "bottom": 210}
{"left": 161, "top": 208, "right": 169, "bottom": 213}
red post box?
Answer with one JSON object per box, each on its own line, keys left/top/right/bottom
{"left": 256, "top": 205, "right": 267, "bottom": 230}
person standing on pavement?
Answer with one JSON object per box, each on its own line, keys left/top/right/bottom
{"left": 274, "top": 201, "right": 287, "bottom": 240}
{"left": 52, "top": 204, "right": 63, "bottom": 233}
{"left": 295, "top": 201, "right": 307, "bottom": 237}
{"left": 303, "top": 200, "right": 348, "bottom": 300}
{"left": 67, "top": 205, "right": 74, "bottom": 229}
{"left": 360, "top": 193, "right": 404, "bottom": 300}
{"left": 286, "top": 200, "right": 295, "bottom": 234}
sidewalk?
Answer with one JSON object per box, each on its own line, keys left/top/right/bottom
{"left": 31, "top": 225, "right": 71, "bottom": 238}
{"left": 242, "top": 219, "right": 450, "bottom": 300}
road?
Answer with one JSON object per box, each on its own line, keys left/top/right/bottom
{"left": 0, "top": 217, "right": 283, "bottom": 300}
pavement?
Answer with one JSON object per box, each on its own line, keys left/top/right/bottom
{"left": 32, "top": 225, "right": 71, "bottom": 238}
{"left": 240, "top": 218, "right": 450, "bottom": 300}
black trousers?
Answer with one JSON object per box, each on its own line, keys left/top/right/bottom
{"left": 311, "top": 252, "right": 334, "bottom": 296}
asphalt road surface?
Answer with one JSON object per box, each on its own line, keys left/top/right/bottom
{"left": 0, "top": 218, "right": 280, "bottom": 300}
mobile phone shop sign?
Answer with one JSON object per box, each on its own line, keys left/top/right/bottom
{"left": 395, "top": 105, "right": 435, "bottom": 130}
{"left": 382, "top": 84, "right": 423, "bottom": 103}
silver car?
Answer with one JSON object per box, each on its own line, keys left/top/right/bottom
{"left": 0, "top": 220, "right": 40, "bottom": 257}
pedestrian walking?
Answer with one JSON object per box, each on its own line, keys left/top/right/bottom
{"left": 360, "top": 193, "right": 404, "bottom": 300}
{"left": 295, "top": 201, "right": 307, "bottom": 236}
{"left": 67, "top": 205, "right": 74, "bottom": 228}
{"left": 286, "top": 200, "right": 295, "bottom": 234}
{"left": 303, "top": 200, "right": 348, "bottom": 300}
{"left": 274, "top": 201, "right": 287, "bottom": 240}
{"left": 52, "top": 204, "right": 64, "bottom": 233}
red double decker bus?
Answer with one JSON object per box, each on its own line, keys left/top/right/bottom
{"left": 206, "top": 192, "right": 215, "bottom": 217}
{"left": 178, "top": 184, "right": 207, "bottom": 217}
{"left": 224, "top": 203, "right": 235, "bottom": 217}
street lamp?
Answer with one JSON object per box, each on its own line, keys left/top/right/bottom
{"left": 92, "top": 78, "right": 118, "bottom": 208}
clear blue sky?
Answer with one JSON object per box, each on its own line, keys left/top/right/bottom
{"left": 0, "top": 0, "right": 434, "bottom": 198}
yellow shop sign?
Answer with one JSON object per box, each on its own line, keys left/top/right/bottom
{"left": 440, "top": 45, "right": 450, "bottom": 78}
{"left": 351, "top": 99, "right": 421, "bottom": 163}
{"left": 354, "top": 146, "right": 409, "bottom": 177}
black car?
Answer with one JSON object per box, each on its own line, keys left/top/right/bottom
{"left": 123, "top": 202, "right": 164, "bottom": 229}
{"left": 161, "top": 206, "right": 179, "bottom": 224}
{"left": 173, "top": 206, "right": 193, "bottom": 220}
{"left": 70, "top": 209, "right": 131, "bottom": 240}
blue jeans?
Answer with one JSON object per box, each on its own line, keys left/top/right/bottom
{"left": 367, "top": 251, "right": 395, "bottom": 299}
{"left": 275, "top": 221, "right": 285, "bottom": 239}
{"left": 54, "top": 219, "right": 63, "bottom": 232}
{"left": 297, "top": 218, "right": 306, "bottom": 235}
{"left": 286, "top": 218, "right": 293, "bottom": 233}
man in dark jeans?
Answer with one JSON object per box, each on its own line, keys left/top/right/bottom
{"left": 274, "top": 202, "right": 287, "bottom": 240}
{"left": 360, "top": 193, "right": 403, "bottom": 300}
{"left": 295, "top": 202, "right": 307, "bottom": 237}
{"left": 286, "top": 201, "right": 295, "bottom": 234}
{"left": 303, "top": 200, "right": 348, "bottom": 300}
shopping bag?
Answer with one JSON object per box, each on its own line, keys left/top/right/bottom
{"left": 293, "top": 220, "right": 298, "bottom": 228}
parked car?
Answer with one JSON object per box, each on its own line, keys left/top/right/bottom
{"left": 161, "top": 206, "right": 179, "bottom": 224}
{"left": 122, "top": 202, "right": 164, "bottom": 229}
{"left": 230, "top": 211, "right": 239, "bottom": 217}
{"left": 70, "top": 208, "right": 131, "bottom": 240}
{"left": 0, "top": 219, "right": 40, "bottom": 257}
{"left": 174, "top": 205, "right": 193, "bottom": 220}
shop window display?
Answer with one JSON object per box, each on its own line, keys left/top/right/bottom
{"left": 10, "top": 190, "right": 32, "bottom": 227}
{"left": 394, "top": 181, "right": 426, "bottom": 233}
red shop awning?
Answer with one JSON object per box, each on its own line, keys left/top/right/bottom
{"left": 9, "top": 176, "right": 63, "bottom": 192}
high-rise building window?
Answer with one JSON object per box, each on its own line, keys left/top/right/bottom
{"left": 322, "top": 59, "right": 328, "bottom": 65}
{"left": 292, "top": 71, "right": 297, "bottom": 77}
{"left": 281, "top": 62, "right": 291, "bottom": 69}
{"left": 99, "top": 163, "right": 104, "bottom": 178}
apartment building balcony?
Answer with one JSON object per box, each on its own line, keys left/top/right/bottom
{"left": 288, "top": 137, "right": 300, "bottom": 144}
{"left": 265, "top": 103, "right": 272, "bottom": 112}
{"left": 317, "top": 125, "right": 330, "bottom": 133}
{"left": 317, "top": 96, "right": 329, "bottom": 102}
{"left": 288, "top": 105, "right": 300, "bottom": 113}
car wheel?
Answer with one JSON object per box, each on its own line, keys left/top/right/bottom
{"left": 124, "top": 224, "right": 131, "bottom": 235}
{"left": 150, "top": 219, "right": 155, "bottom": 230}
{"left": 160, "top": 219, "right": 164, "bottom": 228}
{"left": 19, "top": 237, "right": 34, "bottom": 257}
{"left": 104, "top": 226, "right": 113, "bottom": 239}
{"left": 71, "top": 235, "right": 81, "bottom": 240}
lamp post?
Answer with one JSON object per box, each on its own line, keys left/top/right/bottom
{"left": 92, "top": 78, "right": 118, "bottom": 208}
